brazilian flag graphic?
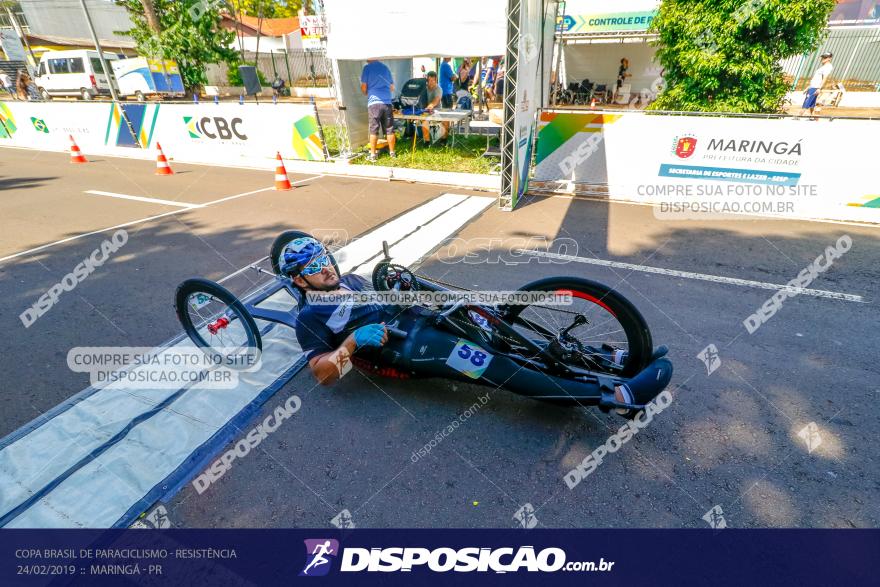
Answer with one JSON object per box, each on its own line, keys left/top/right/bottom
{"left": 31, "top": 117, "right": 49, "bottom": 133}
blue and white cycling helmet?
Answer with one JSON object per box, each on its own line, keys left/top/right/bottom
{"left": 279, "top": 237, "right": 327, "bottom": 277}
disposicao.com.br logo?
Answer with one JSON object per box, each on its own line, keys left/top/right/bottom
{"left": 299, "top": 542, "right": 614, "bottom": 575}
{"left": 300, "top": 539, "right": 340, "bottom": 577}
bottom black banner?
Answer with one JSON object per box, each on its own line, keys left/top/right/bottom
{"left": 0, "top": 529, "right": 876, "bottom": 586}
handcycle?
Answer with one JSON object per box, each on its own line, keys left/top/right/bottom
{"left": 174, "top": 231, "right": 672, "bottom": 419}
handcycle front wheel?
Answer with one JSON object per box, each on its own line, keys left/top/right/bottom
{"left": 504, "top": 276, "right": 652, "bottom": 378}
{"left": 175, "top": 278, "right": 262, "bottom": 370}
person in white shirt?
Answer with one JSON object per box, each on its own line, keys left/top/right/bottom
{"left": 800, "top": 52, "right": 833, "bottom": 118}
{"left": 0, "top": 72, "right": 14, "bottom": 99}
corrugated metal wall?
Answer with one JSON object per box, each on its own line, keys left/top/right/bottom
{"left": 781, "top": 26, "right": 880, "bottom": 91}
{"left": 19, "top": 0, "right": 133, "bottom": 43}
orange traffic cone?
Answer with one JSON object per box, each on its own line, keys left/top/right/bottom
{"left": 590, "top": 97, "right": 597, "bottom": 109}
{"left": 155, "top": 143, "right": 174, "bottom": 175}
{"left": 69, "top": 135, "right": 88, "bottom": 164}
{"left": 274, "top": 152, "right": 292, "bottom": 190}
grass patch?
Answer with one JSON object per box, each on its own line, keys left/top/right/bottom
{"left": 321, "top": 125, "right": 498, "bottom": 175}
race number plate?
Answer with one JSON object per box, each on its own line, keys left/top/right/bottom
{"left": 189, "top": 293, "right": 213, "bottom": 310}
{"left": 446, "top": 339, "right": 493, "bottom": 379}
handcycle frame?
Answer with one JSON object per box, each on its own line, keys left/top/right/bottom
{"left": 212, "top": 242, "right": 645, "bottom": 414}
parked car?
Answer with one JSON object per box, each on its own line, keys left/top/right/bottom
{"left": 34, "top": 50, "right": 118, "bottom": 100}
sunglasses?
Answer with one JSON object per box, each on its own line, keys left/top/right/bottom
{"left": 300, "top": 254, "right": 332, "bottom": 276}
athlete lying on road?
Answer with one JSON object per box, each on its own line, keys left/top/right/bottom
{"left": 281, "top": 237, "right": 672, "bottom": 410}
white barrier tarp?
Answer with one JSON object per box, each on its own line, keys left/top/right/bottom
{"left": 0, "top": 101, "right": 326, "bottom": 164}
{"left": 323, "top": 0, "right": 507, "bottom": 60}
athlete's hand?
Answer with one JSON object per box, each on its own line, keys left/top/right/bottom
{"left": 352, "top": 323, "right": 388, "bottom": 349}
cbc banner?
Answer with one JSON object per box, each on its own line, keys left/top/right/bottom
{"left": 0, "top": 101, "right": 326, "bottom": 164}
{"left": 532, "top": 110, "right": 879, "bottom": 223}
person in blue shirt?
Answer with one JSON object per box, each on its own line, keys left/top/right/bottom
{"left": 360, "top": 59, "right": 397, "bottom": 161}
{"left": 438, "top": 57, "right": 457, "bottom": 108}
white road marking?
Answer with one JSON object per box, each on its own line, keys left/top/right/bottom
{"left": 0, "top": 176, "right": 322, "bottom": 265}
{"left": 519, "top": 249, "right": 865, "bottom": 303}
{"left": 85, "top": 190, "right": 200, "bottom": 209}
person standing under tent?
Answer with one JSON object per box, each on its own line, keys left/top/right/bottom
{"left": 0, "top": 71, "right": 15, "bottom": 99}
{"left": 492, "top": 65, "right": 506, "bottom": 100}
{"left": 799, "top": 52, "right": 833, "bottom": 119}
{"left": 614, "top": 58, "right": 632, "bottom": 102}
{"left": 439, "top": 57, "right": 457, "bottom": 108}
{"left": 458, "top": 58, "right": 472, "bottom": 91}
{"left": 482, "top": 57, "right": 500, "bottom": 102}
{"left": 360, "top": 59, "right": 397, "bottom": 161}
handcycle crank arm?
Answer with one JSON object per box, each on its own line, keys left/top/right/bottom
{"left": 386, "top": 326, "right": 408, "bottom": 339}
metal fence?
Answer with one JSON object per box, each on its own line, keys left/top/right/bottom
{"left": 782, "top": 26, "right": 880, "bottom": 91}
{"left": 248, "top": 49, "right": 331, "bottom": 87}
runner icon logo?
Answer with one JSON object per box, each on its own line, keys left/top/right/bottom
{"left": 330, "top": 509, "right": 356, "bottom": 529}
{"left": 300, "top": 539, "right": 340, "bottom": 577}
{"left": 702, "top": 505, "right": 727, "bottom": 530}
{"left": 513, "top": 504, "right": 539, "bottom": 529}
{"left": 697, "top": 344, "right": 721, "bottom": 376}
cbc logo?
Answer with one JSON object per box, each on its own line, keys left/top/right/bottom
{"left": 185, "top": 116, "right": 248, "bottom": 141}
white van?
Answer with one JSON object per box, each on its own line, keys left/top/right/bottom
{"left": 35, "top": 50, "right": 119, "bottom": 100}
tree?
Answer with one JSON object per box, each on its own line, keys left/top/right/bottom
{"left": 229, "top": 0, "right": 301, "bottom": 18}
{"left": 648, "top": 0, "right": 837, "bottom": 113}
{"left": 116, "top": 0, "right": 238, "bottom": 91}
{"left": 139, "top": 0, "right": 161, "bottom": 34}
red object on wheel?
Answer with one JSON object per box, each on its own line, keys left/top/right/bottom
{"left": 274, "top": 152, "right": 292, "bottom": 190}
{"left": 155, "top": 142, "right": 175, "bottom": 175}
{"left": 207, "top": 317, "right": 229, "bottom": 335}
{"left": 69, "top": 135, "right": 88, "bottom": 163}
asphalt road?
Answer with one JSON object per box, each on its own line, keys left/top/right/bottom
{"left": 2, "top": 145, "right": 878, "bottom": 529}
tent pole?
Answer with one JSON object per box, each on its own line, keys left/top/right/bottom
{"left": 552, "top": 1, "right": 566, "bottom": 105}
{"left": 499, "top": 0, "right": 521, "bottom": 211}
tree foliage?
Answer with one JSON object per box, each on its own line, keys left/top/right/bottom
{"left": 116, "top": 0, "right": 238, "bottom": 90}
{"left": 649, "top": 0, "right": 837, "bottom": 113}
{"left": 229, "top": 0, "right": 301, "bottom": 18}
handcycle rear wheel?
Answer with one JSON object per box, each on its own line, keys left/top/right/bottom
{"left": 175, "top": 278, "right": 262, "bottom": 370}
{"left": 504, "top": 277, "right": 652, "bottom": 378}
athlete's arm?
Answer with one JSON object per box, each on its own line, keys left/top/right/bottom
{"left": 308, "top": 324, "right": 388, "bottom": 385}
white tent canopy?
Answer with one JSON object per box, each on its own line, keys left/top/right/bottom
{"left": 323, "top": 0, "right": 508, "bottom": 59}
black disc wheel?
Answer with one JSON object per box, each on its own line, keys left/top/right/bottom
{"left": 504, "top": 277, "right": 652, "bottom": 378}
